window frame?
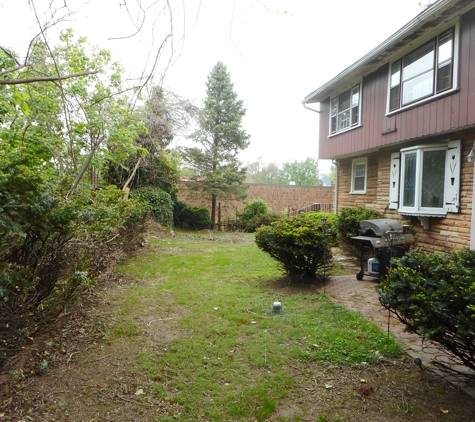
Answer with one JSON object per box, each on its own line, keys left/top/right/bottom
{"left": 329, "top": 83, "right": 361, "bottom": 136}
{"left": 350, "top": 157, "right": 367, "bottom": 194}
{"left": 399, "top": 144, "right": 447, "bottom": 215}
{"left": 387, "top": 21, "right": 459, "bottom": 114}
{"left": 389, "top": 140, "right": 461, "bottom": 217}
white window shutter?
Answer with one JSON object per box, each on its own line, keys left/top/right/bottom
{"left": 444, "top": 139, "right": 461, "bottom": 213}
{"left": 389, "top": 152, "right": 400, "bottom": 210}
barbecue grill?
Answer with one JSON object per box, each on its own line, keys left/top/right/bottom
{"left": 350, "top": 219, "right": 414, "bottom": 280}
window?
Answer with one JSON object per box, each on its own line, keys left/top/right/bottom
{"left": 351, "top": 157, "right": 367, "bottom": 194}
{"left": 330, "top": 84, "right": 360, "bottom": 134}
{"left": 388, "top": 140, "right": 461, "bottom": 216}
{"left": 389, "top": 27, "right": 455, "bottom": 112}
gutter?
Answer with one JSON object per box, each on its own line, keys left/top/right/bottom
{"left": 302, "top": 0, "right": 457, "bottom": 105}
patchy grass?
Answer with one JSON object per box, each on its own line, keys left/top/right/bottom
{"left": 114, "top": 231, "right": 402, "bottom": 420}
{"left": 8, "top": 230, "right": 475, "bottom": 422}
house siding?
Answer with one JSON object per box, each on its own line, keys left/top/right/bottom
{"left": 335, "top": 135, "right": 474, "bottom": 252}
{"left": 319, "top": 7, "right": 475, "bottom": 160}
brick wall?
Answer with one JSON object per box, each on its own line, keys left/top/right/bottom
{"left": 335, "top": 136, "right": 474, "bottom": 253}
{"left": 177, "top": 183, "right": 334, "bottom": 219}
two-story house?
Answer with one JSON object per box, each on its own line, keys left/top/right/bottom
{"left": 303, "top": 0, "right": 475, "bottom": 253}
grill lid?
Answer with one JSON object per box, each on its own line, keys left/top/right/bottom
{"left": 360, "top": 219, "right": 403, "bottom": 237}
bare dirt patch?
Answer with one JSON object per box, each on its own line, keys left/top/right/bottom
{"left": 1, "top": 233, "right": 475, "bottom": 421}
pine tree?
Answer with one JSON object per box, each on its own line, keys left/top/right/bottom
{"left": 183, "top": 62, "right": 250, "bottom": 229}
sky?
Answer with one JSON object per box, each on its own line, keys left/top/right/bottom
{"left": 1, "top": 0, "right": 427, "bottom": 174}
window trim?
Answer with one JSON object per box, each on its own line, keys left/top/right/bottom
{"left": 350, "top": 157, "right": 367, "bottom": 194}
{"left": 386, "top": 20, "right": 459, "bottom": 115}
{"left": 399, "top": 144, "right": 447, "bottom": 216}
{"left": 389, "top": 140, "right": 461, "bottom": 217}
{"left": 329, "top": 82, "right": 362, "bottom": 136}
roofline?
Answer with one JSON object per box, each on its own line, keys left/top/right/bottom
{"left": 302, "top": 0, "right": 455, "bottom": 105}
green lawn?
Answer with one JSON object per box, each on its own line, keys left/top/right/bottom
{"left": 114, "top": 231, "right": 401, "bottom": 421}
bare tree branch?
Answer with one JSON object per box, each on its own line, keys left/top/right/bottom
{"left": 0, "top": 70, "right": 98, "bottom": 85}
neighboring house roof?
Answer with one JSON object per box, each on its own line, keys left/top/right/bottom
{"left": 302, "top": 0, "right": 475, "bottom": 105}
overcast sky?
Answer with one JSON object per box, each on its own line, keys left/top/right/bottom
{"left": 1, "top": 0, "right": 426, "bottom": 173}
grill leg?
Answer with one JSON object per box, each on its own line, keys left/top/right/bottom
{"left": 356, "top": 242, "right": 365, "bottom": 280}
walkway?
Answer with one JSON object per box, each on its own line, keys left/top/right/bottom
{"left": 323, "top": 273, "right": 475, "bottom": 399}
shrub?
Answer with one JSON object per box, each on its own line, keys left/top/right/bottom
{"left": 377, "top": 248, "right": 475, "bottom": 377}
{"left": 255, "top": 213, "right": 333, "bottom": 279}
{"left": 299, "top": 211, "right": 339, "bottom": 246}
{"left": 237, "top": 199, "right": 282, "bottom": 232}
{"left": 174, "top": 204, "right": 212, "bottom": 230}
{"left": 131, "top": 186, "right": 173, "bottom": 227}
{"left": 238, "top": 199, "right": 269, "bottom": 232}
{"left": 337, "top": 206, "right": 384, "bottom": 238}
{"left": 0, "top": 175, "right": 149, "bottom": 369}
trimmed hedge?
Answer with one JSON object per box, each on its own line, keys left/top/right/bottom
{"left": 255, "top": 212, "right": 334, "bottom": 279}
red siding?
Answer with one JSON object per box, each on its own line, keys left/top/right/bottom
{"left": 318, "top": 8, "right": 475, "bottom": 160}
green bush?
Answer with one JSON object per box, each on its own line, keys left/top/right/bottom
{"left": 255, "top": 213, "right": 333, "bottom": 279}
{"left": 238, "top": 199, "right": 269, "bottom": 232}
{"left": 174, "top": 204, "right": 212, "bottom": 230}
{"left": 237, "top": 199, "right": 282, "bottom": 232}
{"left": 0, "top": 169, "right": 149, "bottom": 369}
{"left": 250, "top": 211, "right": 283, "bottom": 231}
{"left": 131, "top": 186, "right": 173, "bottom": 227}
{"left": 377, "top": 248, "right": 475, "bottom": 376}
{"left": 299, "top": 211, "right": 339, "bottom": 246}
{"left": 337, "top": 207, "right": 384, "bottom": 237}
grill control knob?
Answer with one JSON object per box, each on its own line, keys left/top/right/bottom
{"left": 376, "top": 240, "right": 381, "bottom": 245}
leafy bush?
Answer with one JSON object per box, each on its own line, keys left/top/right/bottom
{"left": 299, "top": 211, "right": 339, "bottom": 246}
{"left": 337, "top": 207, "right": 384, "bottom": 237}
{"left": 174, "top": 203, "right": 212, "bottom": 230}
{"left": 238, "top": 199, "right": 269, "bottom": 232}
{"left": 237, "top": 199, "right": 282, "bottom": 232}
{"left": 255, "top": 212, "right": 334, "bottom": 279}
{"left": 377, "top": 248, "right": 475, "bottom": 377}
{"left": 131, "top": 186, "right": 173, "bottom": 227}
{"left": 0, "top": 167, "right": 149, "bottom": 368}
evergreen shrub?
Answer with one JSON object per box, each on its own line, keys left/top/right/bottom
{"left": 237, "top": 199, "right": 281, "bottom": 232}
{"left": 337, "top": 206, "right": 384, "bottom": 238}
{"left": 255, "top": 212, "right": 335, "bottom": 279}
{"left": 174, "top": 204, "right": 212, "bottom": 230}
{"left": 377, "top": 248, "right": 475, "bottom": 376}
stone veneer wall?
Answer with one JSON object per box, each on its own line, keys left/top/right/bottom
{"left": 177, "top": 183, "right": 334, "bottom": 219}
{"left": 335, "top": 136, "right": 474, "bottom": 253}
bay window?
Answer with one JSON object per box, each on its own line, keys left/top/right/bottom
{"left": 389, "top": 140, "right": 461, "bottom": 216}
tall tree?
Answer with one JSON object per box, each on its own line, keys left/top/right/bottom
{"left": 183, "top": 62, "right": 250, "bottom": 229}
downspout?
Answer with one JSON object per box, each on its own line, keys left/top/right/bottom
{"left": 332, "top": 159, "right": 338, "bottom": 215}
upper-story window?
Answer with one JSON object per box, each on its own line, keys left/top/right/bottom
{"left": 388, "top": 26, "right": 456, "bottom": 112}
{"left": 330, "top": 84, "right": 360, "bottom": 135}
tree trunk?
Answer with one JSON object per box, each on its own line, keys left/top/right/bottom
{"left": 211, "top": 193, "right": 216, "bottom": 230}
